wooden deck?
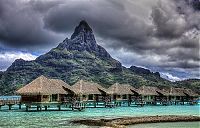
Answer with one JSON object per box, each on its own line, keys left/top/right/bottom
{"left": 0, "top": 96, "right": 198, "bottom": 111}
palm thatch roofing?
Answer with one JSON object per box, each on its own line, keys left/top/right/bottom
{"left": 107, "top": 83, "right": 136, "bottom": 95}
{"left": 182, "top": 88, "right": 199, "bottom": 97}
{"left": 71, "top": 80, "right": 106, "bottom": 95}
{"left": 16, "top": 75, "right": 73, "bottom": 95}
{"left": 50, "top": 79, "right": 74, "bottom": 94}
{"left": 159, "top": 87, "right": 186, "bottom": 96}
{"left": 136, "top": 86, "right": 159, "bottom": 96}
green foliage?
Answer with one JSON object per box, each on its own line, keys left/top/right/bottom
{"left": 0, "top": 45, "right": 199, "bottom": 95}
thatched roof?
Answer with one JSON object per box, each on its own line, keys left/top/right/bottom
{"left": 107, "top": 83, "right": 136, "bottom": 95}
{"left": 16, "top": 75, "right": 72, "bottom": 95}
{"left": 183, "top": 88, "right": 199, "bottom": 97}
{"left": 50, "top": 79, "right": 74, "bottom": 94}
{"left": 138, "top": 86, "right": 198, "bottom": 97}
{"left": 160, "top": 87, "right": 185, "bottom": 96}
{"left": 137, "top": 86, "right": 159, "bottom": 96}
{"left": 71, "top": 80, "right": 106, "bottom": 95}
{"left": 155, "top": 88, "right": 169, "bottom": 96}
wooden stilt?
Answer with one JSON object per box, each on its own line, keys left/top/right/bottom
{"left": 128, "top": 101, "right": 130, "bottom": 106}
{"left": 37, "top": 106, "right": 39, "bottom": 111}
{"left": 8, "top": 105, "right": 12, "bottom": 110}
{"left": 26, "top": 106, "right": 28, "bottom": 111}
{"left": 94, "top": 102, "right": 96, "bottom": 108}
{"left": 58, "top": 105, "right": 61, "bottom": 111}
{"left": 19, "top": 104, "right": 21, "bottom": 109}
{"left": 45, "top": 106, "right": 47, "bottom": 111}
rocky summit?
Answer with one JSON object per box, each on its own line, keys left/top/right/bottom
{"left": 0, "top": 20, "right": 199, "bottom": 95}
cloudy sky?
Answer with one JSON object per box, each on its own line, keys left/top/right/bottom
{"left": 0, "top": 0, "right": 199, "bottom": 81}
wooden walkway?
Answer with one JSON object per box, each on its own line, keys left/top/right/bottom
{"left": 0, "top": 96, "right": 21, "bottom": 110}
{"left": 0, "top": 96, "right": 198, "bottom": 111}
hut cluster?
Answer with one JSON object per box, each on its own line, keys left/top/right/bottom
{"left": 16, "top": 76, "right": 199, "bottom": 111}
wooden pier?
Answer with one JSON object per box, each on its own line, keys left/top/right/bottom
{"left": 72, "top": 101, "right": 86, "bottom": 111}
{"left": 0, "top": 96, "right": 21, "bottom": 110}
{"left": 0, "top": 97, "right": 199, "bottom": 111}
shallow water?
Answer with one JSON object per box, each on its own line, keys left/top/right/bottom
{"left": 0, "top": 105, "right": 199, "bottom": 127}
{"left": 128, "top": 122, "right": 200, "bottom": 128}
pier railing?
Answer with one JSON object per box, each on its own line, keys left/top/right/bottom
{"left": 0, "top": 99, "right": 20, "bottom": 105}
{"left": 0, "top": 96, "right": 21, "bottom": 110}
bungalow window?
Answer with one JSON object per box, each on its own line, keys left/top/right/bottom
{"left": 88, "top": 94, "right": 93, "bottom": 100}
{"left": 122, "top": 95, "right": 127, "bottom": 99}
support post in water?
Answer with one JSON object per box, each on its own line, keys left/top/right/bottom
{"left": 45, "top": 106, "right": 47, "bottom": 111}
{"left": 26, "top": 106, "right": 28, "bottom": 111}
{"left": 58, "top": 105, "right": 61, "bottom": 111}
{"left": 19, "top": 104, "right": 21, "bottom": 109}
{"left": 94, "top": 102, "right": 96, "bottom": 108}
{"left": 128, "top": 101, "right": 130, "bottom": 106}
{"left": 8, "top": 104, "right": 12, "bottom": 110}
{"left": 37, "top": 106, "right": 39, "bottom": 111}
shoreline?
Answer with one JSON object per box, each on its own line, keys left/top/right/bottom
{"left": 70, "top": 115, "right": 200, "bottom": 128}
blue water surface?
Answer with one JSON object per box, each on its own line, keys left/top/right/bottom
{"left": 0, "top": 104, "right": 199, "bottom": 128}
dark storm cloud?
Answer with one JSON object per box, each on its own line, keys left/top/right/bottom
{"left": 29, "top": 0, "right": 63, "bottom": 13}
{"left": 151, "top": 0, "right": 200, "bottom": 39}
{"left": 151, "top": 3, "right": 186, "bottom": 39}
{"left": 43, "top": 0, "right": 153, "bottom": 45}
{"left": 0, "top": 0, "right": 63, "bottom": 49}
{"left": 0, "top": 0, "right": 199, "bottom": 80}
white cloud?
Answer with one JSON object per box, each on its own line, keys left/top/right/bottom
{"left": 0, "top": 51, "right": 38, "bottom": 71}
{"left": 161, "top": 72, "right": 182, "bottom": 82}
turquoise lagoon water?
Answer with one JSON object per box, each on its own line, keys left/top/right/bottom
{"left": 129, "top": 122, "right": 200, "bottom": 128}
{"left": 0, "top": 105, "right": 199, "bottom": 127}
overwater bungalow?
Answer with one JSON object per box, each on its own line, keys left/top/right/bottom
{"left": 182, "top": 88, "right": 199, "bottom": 105}
{"left": 16, "top": 75, "right": 74, "bottom": 111}
{"left": 133, "top": 86, "right": 159, "bottom": 105}
{"left": 49, "top": 78, "right": 75, "bottom": 103}
{"left": 154, "top": 88, "right": 170, "bottom": 105}
{"left": 159, "top": 87, "right": 186, "bottom": 105}
{"left": 183, "top": 88, "right": 199, "bottom": 98}
{"left": 71, "top": 80, "right": 107, "bottom": 107}
{"left": 151, "top": 87, "right": 199, "bottom": 105}
{"left": 15, "top": 75, "right": 199, "bottom": 111}
{"left": 106, "top": 83, "right": 136, "bottom": 106}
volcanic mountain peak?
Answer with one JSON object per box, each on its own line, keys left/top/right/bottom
{"left": 70, "top": 20, "right": 93, "bottom": 40}
{"left": 56, "top": 20, "right": 111, "bottom": 58}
